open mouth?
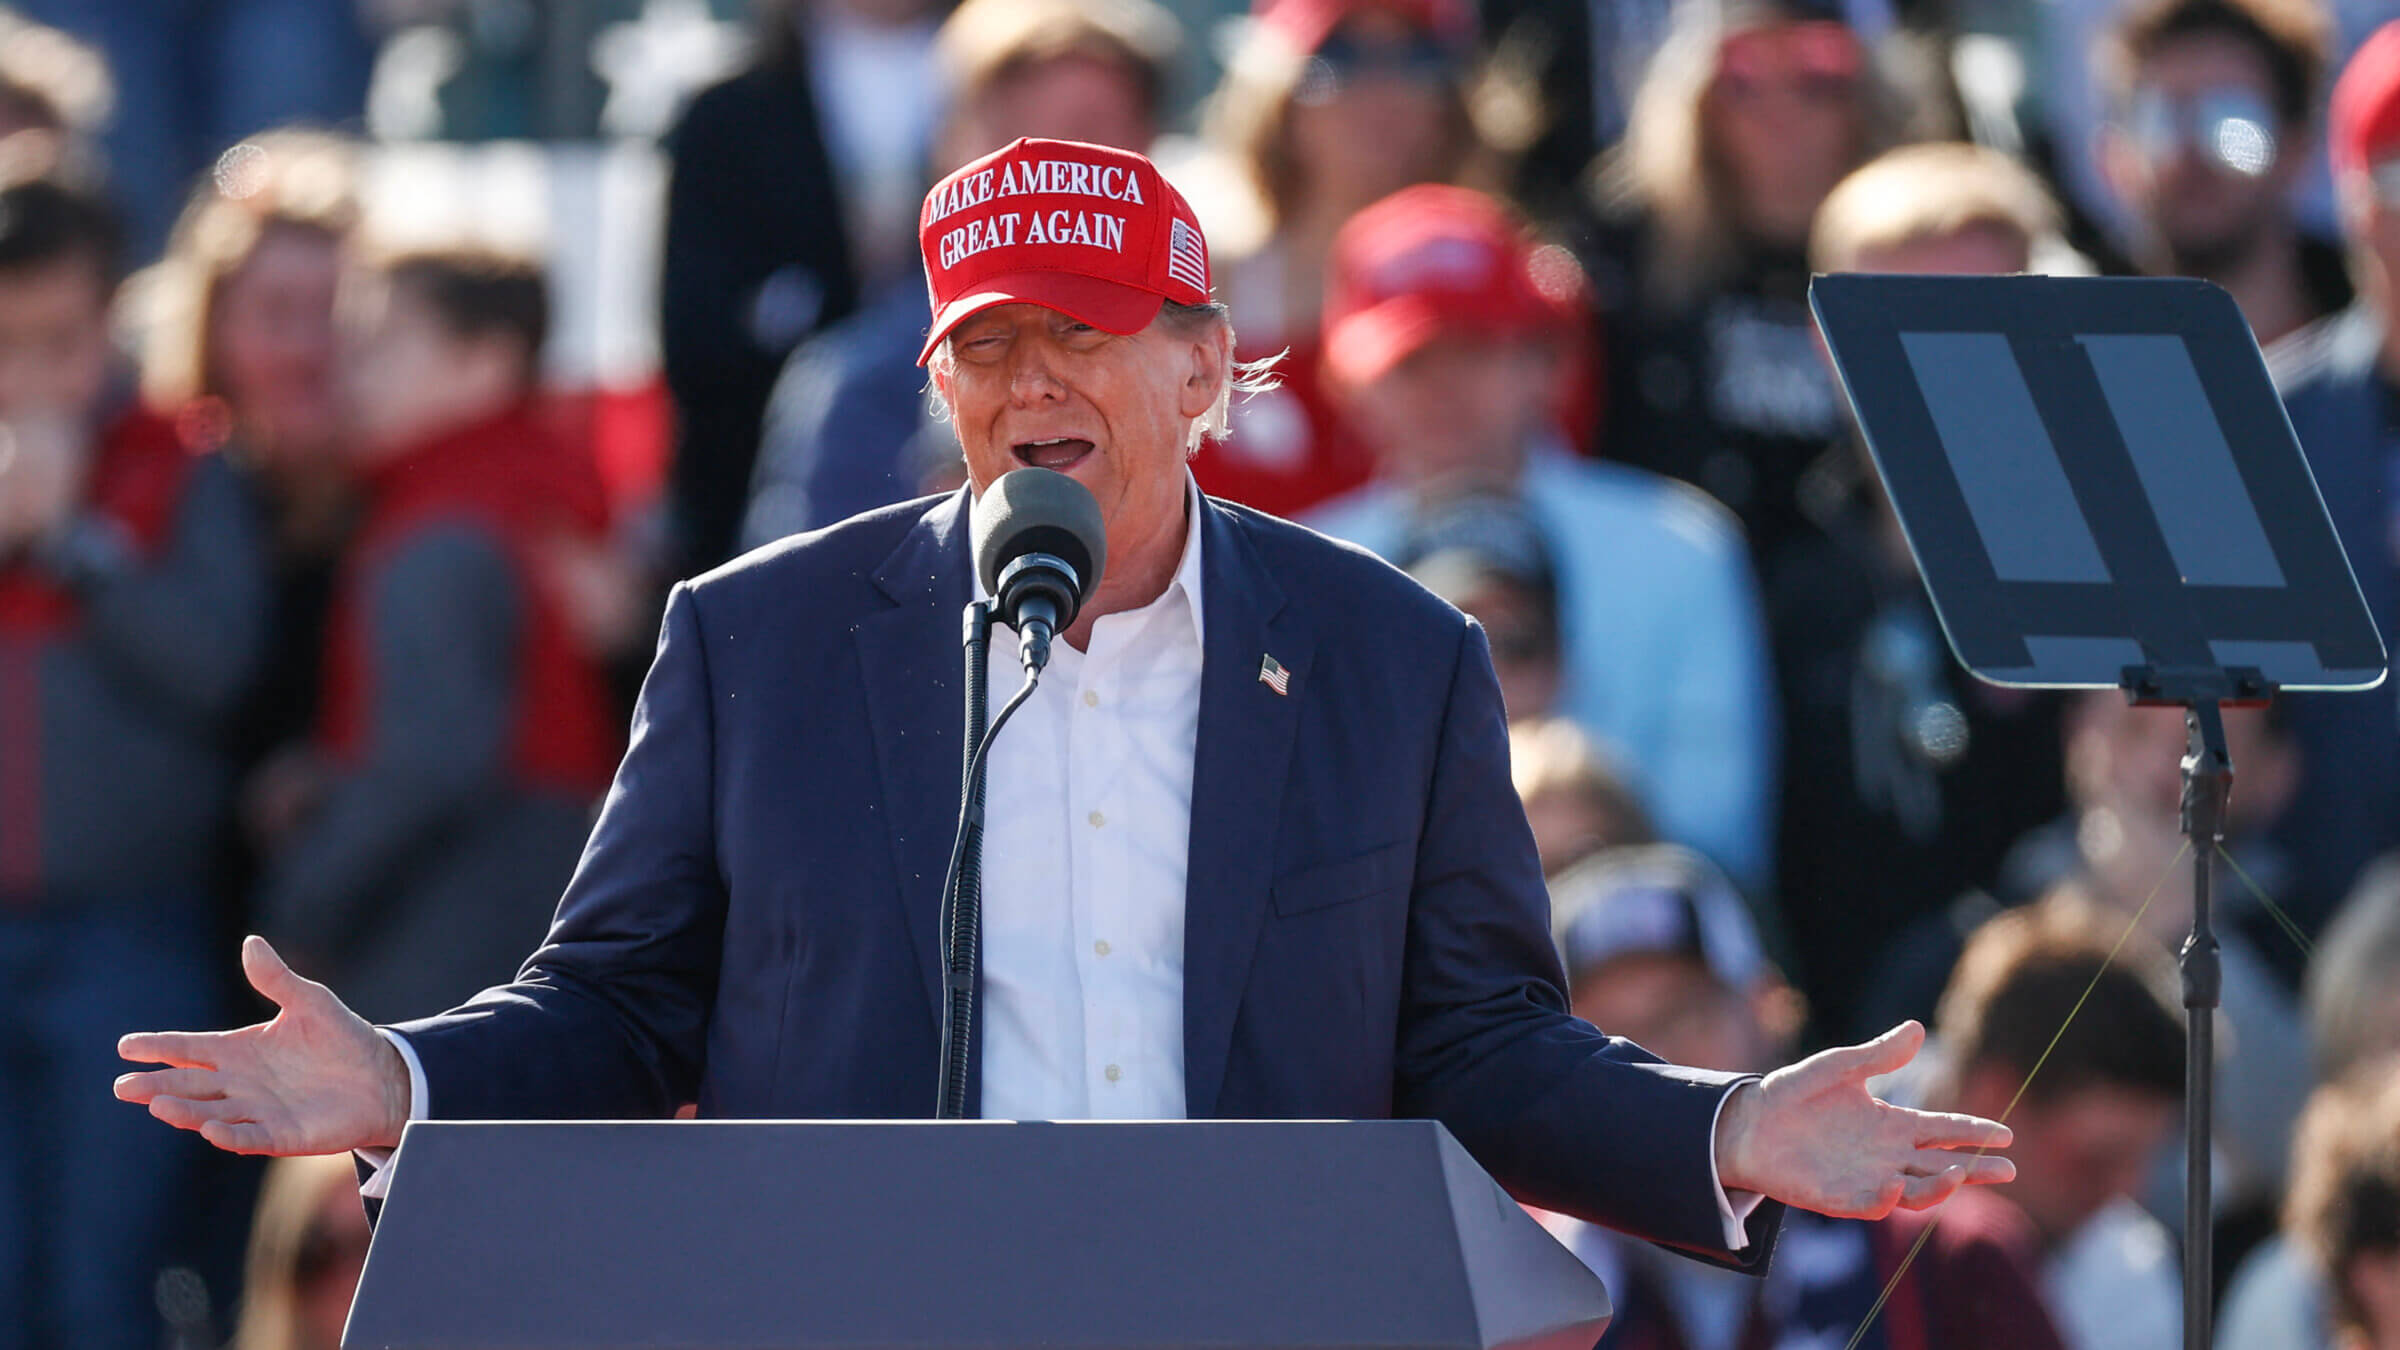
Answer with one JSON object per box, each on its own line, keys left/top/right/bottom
{"left": 1013, "top": 437, "right": 1095, "bottom": 471}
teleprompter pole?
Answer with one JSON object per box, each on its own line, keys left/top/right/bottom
{"left": 2178, "top": 701, "right": 2231, "bottom": 1350}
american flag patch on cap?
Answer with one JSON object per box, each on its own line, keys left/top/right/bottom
{"left": 1259, "top": 653, "right": 1290, "bottom": 695}
{"left": 1167, "top": 217, "right": 1208, "bottom": 295}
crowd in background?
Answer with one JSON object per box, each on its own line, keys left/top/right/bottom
{"left": 2, "top": 0, "right": 2399, "bottom": 1347}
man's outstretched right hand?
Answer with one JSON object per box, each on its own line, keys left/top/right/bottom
{"left": 116, "top": 935, "right": 412, "bottom": 1156}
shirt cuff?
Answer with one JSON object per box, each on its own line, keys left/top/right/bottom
{"left": 1708, "top": 1082, "right": 1766, "bottom": 1251}
{"left": 355, "top": 1028, "right": 431, "bottom": 1200}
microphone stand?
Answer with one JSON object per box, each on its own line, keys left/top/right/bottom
{"left": 934, "top": 600, "right": 1047, "bottom": 1118}
{"left": 935, "top": 601, "right": 995, "bottom": 1119}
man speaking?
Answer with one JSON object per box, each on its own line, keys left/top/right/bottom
{"left": 117, "top": 139, "right": 2011, "bottom": 1265}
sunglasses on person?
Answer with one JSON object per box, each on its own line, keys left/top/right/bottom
{"left": 1713, "top": 21, "right": 1863, "bottom": 97}
{"left": 1295, "top": 29, "right": 1460, "bottom": 104}
{"left": 2122, "top": 86, "right": 2280, "bottom": 178}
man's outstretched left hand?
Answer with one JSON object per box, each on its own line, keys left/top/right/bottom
{"left": 1715, "top": 1020, "right": 2016, "bottom": 1219}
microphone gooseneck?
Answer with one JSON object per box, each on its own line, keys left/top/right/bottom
{"left": 972, "top": 469, "right": 1109, "bottom": 676}
{"left": 937, "top": 468, "right": 1109, "bottom": 1116}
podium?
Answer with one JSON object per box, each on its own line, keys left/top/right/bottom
{"left": 343, "top": 1118, "right": 1612, "bottom": 1350}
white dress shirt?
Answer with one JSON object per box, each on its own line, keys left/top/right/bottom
{"left": 367, "top": 475, "right": 1754, "bottom": 1247}
{"left": 972, "top": 478, "right": 1206, "bottom": 1121}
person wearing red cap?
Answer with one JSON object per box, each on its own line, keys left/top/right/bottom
{"left": 2256, "top": 19, "right": 2400, "bottom": 949}
{"left": 1306, "top": 183, "right": 1775, "bottom": 897}
{"left": 122, "top": 138, "right": 2021, "bottom": 1287}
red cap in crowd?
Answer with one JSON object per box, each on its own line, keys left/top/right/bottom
{"left": 917, "top": 137, "right": 1210, "bottom": 366}
{"left": 1320, "top": 184, "right": 1587, "bottom": 387}
{"left": 2332, "top": 20, "right": 2400, "bottom": 175}
{"left": 1253, "top": 0, "right": 1470, "bottom": 57}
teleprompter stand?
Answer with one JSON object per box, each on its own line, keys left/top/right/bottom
{"left": 1812, "top": 273, "right": 2388, "bottom": 1350}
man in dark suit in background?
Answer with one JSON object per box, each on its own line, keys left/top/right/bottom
{"left": 118, "top": 138, "right": 2013, "bottom": 1268}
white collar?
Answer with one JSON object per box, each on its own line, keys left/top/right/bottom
{"left": 969, "top": 473, "right": 1207, "bottom": 649}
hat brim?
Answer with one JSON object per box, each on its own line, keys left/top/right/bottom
{"left": 1325, "top": 296, "right": 1571, "bottom": 387}
{"left": 917, "top": 270, "right": 1169, "bottom": 366}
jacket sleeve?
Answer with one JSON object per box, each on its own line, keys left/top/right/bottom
{"left": 61, "top": 455, "right": 267, "bottom": 724}
{"left": 1392, "top": 615, "right": 1785, "bottom": 1268}
{"left": 384, "top": 581, "right": 724, "bottom": 1121}
{"left": 256, "top": 525, "right": 521, "bottom": 961}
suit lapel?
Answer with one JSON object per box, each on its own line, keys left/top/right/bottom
{"left": 853, "top": 492, "right": 974, "bottom": 1045}
{"left": 1182, "top": 501, "right": 1311, "bottom": 1117}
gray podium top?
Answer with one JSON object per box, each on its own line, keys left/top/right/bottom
{"left": 344, "top": 1118, "right": 1611, "bottom": 1350}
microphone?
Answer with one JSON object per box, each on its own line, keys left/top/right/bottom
{"left": 972, "top": 468, "right": 1108, "bottom": 675}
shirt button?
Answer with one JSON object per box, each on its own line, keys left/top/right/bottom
{"left": 1082, "top": 689, "right": 1099, "bottom": 708}
{"left": 1088, "top": 809, "right": 1105, "bottom": 828}
{"left": 1104, "top": 1064, "right": 1122, "bottom": 1083}
{"left": 1093, "top": 939, "right": 1111, "bottom": 957}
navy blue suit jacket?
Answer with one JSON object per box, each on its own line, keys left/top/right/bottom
{"left": 2269, "top": 307, "right": 2400, "bottom": 926}
{"left": 392, "top": 489, "right": 1783, "bottom": 1262}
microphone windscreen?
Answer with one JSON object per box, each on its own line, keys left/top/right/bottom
{"left": 972, "top": 468, "right": 1108, "bottom": 599}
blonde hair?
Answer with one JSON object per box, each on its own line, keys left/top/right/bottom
{"left": 925, "top": 300, "right": 1280, "bottom": 453}
{"left": 229, "top": 1153, "right": 368, "bottom": 1350}
{"left": 937, "top": 0, "right": 1180, "bottom": 115}
{"left": 1510, "top": 719, "right": 1645, "bottom": 820}
{"left": 2307, "top": 856, "right": 2400, "bottom": 1083}
{"left": 0, "top": 11, "right": 111, "bottom": 134}
{"left": 129, "top": 128, "right": 359, "bottom": 411}
{"left": 2285, "top": 1061, "right": 2400, "bottom": 1339}
{"left": 1809, "top": 141, "right": 2063, "bottom": 274}
{"left": 1602, "top": 4, "right": 1900, "bottom": 312}
{"left": 1200, "top": 16, "right": 1484, "bottom": 233}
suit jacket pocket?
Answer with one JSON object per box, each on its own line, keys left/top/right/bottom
{"left": 1271, "top": 840, "right": 1412, "bottom": 917}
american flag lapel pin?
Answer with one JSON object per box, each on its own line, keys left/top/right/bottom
{"left": 1258, "top": 653, "right": 1291, "bottom": 696}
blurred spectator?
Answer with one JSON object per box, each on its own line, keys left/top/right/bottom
{"left": 1508, "top": 717, "right": 1655, "bottom": 877}
{"left": 2220, "top": 856, "right": 2400, "bottom": 1349}
{"left": 0, "top": 175, "right": 266, "bottom": 1350}
{"left": 0, "top": 9, "right": 110, "bottom": 183}
{"left": 1188, "top": 0, "right": 1492, "bottom": 519}
{"left": 1776, "top": 141, "right": 2073, "bottom": 1044}
{"left": 12, "top": 0, "right": 375, "bottom": 262}
{"left": 1305, "top": 183, "right": 1776, "bottom": 892}
{"left": 250, "top": 249, "right": 621, "bottom": 1024}
{"left": 1542, "top": 845, "right": 2066, "bottom": 1350}
{"left": 1924, "top": 896, "right": 2187, "bottom": 1350}
{"left": 1475, "top": 0, "right": 1677, "bottom": 218}
{"left": 742, "top": 0, "right": 1181, "bottom": 546}
{"left": 1475, "top": 0, "right": 1918, "bottom": 223}
{"left": 2098, "top": 0, "right": 2347, "bottom": 343}
{"left": 2263, "top": 19, "right": 2400, "bottom": 935}
{"left": 1878, "top": 694, "right": 2312, "bottom": 1216}
{"left": 227, "top": 1153, "right": 370, "bottom": 1350}
{"left": 1398, "top": 492, "right": 1564, "bottom": 719}
{"left": 2307, "top": 854, "right": 2400, "bottom": 1080}
{"left": 129, "top": 129, "right": 362, "bottom": 767}
{"left": 1577, "top": 0, "right": 1899, "bottom": 568}
{"left": 2285, "top": 1061, "right": 2400, "bottom": 1350}
{"left": 660, "top": 0, "right": 951, "bottom": 571}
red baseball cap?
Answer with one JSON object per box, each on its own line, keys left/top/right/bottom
{"left": 1254, "top": 0, "right": 1470, "bottom": 56}
{"left": 2333, "top": 20, "right": 2400, "bottom": 175}
{"left": 1320, "top": 184, "right": 1587, "bottom": 387}
{"left": 917, "top": 137, "right": 1211, "bottom": 366}
{"left": 1267, "top": 0, "right": 1468, "bottom": 55}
